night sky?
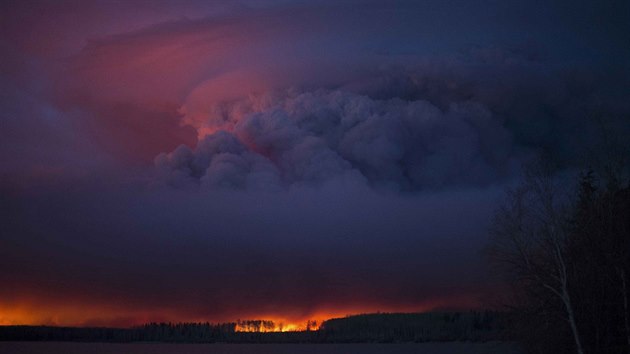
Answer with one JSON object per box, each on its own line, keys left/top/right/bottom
{"left": 1, "top": 0, "right": 629, "bottom": 327}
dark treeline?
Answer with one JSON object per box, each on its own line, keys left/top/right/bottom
{"left": 319, "top": 311, "right": 507, "bottom": 342}
{"left": 0, "top": 311, "right": 507, "bottom": 343}
{"left": 489, "top": 159, "right": 630, "bottom": 354}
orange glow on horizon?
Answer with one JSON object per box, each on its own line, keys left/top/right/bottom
{"left": 0, "top": 303, "right": 168, "bottom": 328}
{"left": 0, "top": 292, "right": 482, "bottom": 329}
{"left": 0, "top": 305, "right": 406, "bottom": 329}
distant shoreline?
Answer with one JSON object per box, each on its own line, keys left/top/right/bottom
{"left": 0, "top": 312, "right": 509, "bottom": 344}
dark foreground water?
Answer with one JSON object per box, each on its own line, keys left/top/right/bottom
{"left": 0, "top": 342, "right": 520, "bottom": 354}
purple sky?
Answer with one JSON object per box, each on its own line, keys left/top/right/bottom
{"left": 1, "top": 0, "right": 629, "bottom": 326}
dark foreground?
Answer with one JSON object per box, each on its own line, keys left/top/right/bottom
{"left": 0, "top": 342, "right": 521, "bottom": 354}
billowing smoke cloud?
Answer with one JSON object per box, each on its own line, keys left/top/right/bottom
{"left": 156, "top": 57, "right": 629, "bottom": 192}
{"left": 157, "top": 89, "right": 516, "bottom": 191}
{"left": 1, "top": 0, "right": 629, "bottom": 326}
{"left": 41, "top": 0, "right": 630, "bottom": 166}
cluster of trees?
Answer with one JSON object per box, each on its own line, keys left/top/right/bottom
{"left": 318, "top": 312, "right": 507, "bottom": 342}
{"left": 0, "top": 311, "right": 506, "bottom": 343}
{"left": 489, "top": 160, "right": 630, "bottom": 354}
{"left": 234, "top": 320, "right": 276, "bottom": 332}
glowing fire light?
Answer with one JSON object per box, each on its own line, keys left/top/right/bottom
{"left": 234, "top": 319, "right": 320, "bottom": 332}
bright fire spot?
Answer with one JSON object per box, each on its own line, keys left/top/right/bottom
{"left": 234, "top": 319, "right": 320, "bottom": 332}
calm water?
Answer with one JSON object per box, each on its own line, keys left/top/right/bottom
{"left": 0, "top": 342, "right": 520, "bottom": 354}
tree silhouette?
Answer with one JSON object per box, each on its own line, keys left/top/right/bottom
{"left": 490, "top": 159, "right": 630, "bottom": 354}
